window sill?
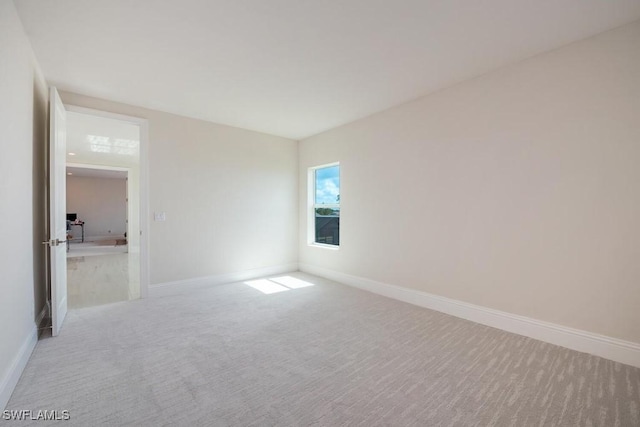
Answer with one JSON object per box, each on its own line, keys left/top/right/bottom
{"left": 309, "top": 243, "right": 340, "bottom": 250}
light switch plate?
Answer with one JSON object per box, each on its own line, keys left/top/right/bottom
{"left": 154, "top": 212, "right": 166, "bottom": 221}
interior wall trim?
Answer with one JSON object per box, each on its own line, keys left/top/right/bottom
{"left": 299, "top": 263, "right": 640, "bottom": 368}
{"left": 149, "top": 263, "right": 299, "bottom": 298}
{"left": 0, "top": 326, "right": 37, "bottom": 410}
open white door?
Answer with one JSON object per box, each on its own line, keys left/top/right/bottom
{"left": 49, "top": 87, "right": 68, "bottom": 336}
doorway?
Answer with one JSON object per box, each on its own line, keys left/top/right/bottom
{"left": 65, "top": 165, "right": 137, "bottom": 308}
{"left": 61, "top": 106, "right": 149, "bottom": 310}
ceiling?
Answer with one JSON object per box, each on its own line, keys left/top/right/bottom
{"left": 15, "top": 0, "right": 640, "bottom": 140}
{"left": 66, "top": 111, "right": 140, "bottom": 168}
{"left": 66, "top": 166, "right": 127, "bottom": 180}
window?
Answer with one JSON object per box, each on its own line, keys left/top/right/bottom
{"left": 310, "top": 163, "right": 340, "bottom": 246}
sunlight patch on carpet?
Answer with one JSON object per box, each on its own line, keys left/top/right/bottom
{"left": 244, "top": 276, "right": 315, "bottom": 294}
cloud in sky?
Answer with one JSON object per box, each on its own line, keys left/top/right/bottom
{"left": 315, "top": 165, "right": 340, "bottom": 204}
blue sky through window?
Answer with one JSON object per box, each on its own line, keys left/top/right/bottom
{"left": 315, "top": 165, "right": 340, "bottom": 204}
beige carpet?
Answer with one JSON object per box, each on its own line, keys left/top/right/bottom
{"left": 6, "top": 272, "right": 640, "bottom": 426}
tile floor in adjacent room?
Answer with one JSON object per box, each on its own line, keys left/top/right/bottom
{"left": 67, "top": 241, "right": 139, "bottom": 309}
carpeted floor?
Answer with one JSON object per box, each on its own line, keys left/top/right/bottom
{"left": 5, "top": 272, "right": 640, "bottom": 426}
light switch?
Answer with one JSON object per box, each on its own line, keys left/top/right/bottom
{"left": 154, "top": 212, "right": 166, "bottom": 221}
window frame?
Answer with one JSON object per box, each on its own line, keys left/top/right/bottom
{"left": 308, "top": 162, "right": 340, "bottom": 249}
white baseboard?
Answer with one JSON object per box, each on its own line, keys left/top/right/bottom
{"left": 149, "top": 263, "right": 299, "bottom": 298}
{"left": 0, "top": 326, "right": 38, "bottom": 410}
{"left": 299, "top": 263, "right": 640, "bottom": 368}
{"left": 80, "top": 235, "right": 125, "bottom": 242}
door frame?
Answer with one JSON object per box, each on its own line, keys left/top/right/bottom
{"left": 65, "top": 105, "right": 150, "bottom": 298}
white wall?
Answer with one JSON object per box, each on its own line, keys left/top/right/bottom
{"left": 67, "top": 175, "right": 127, "bottom": 239}
{"left": 59, "top": 91, "right": 299, "bottom": 285}
{"left": 0, "top": 0, "right": 48, "bottom": 409}
{"left": 299, "top": 21, "right": 640, "bottom": 344}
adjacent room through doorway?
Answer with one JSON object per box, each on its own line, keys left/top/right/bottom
{"left": 64, "top": 111, "right": 142, "bottom": 309}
